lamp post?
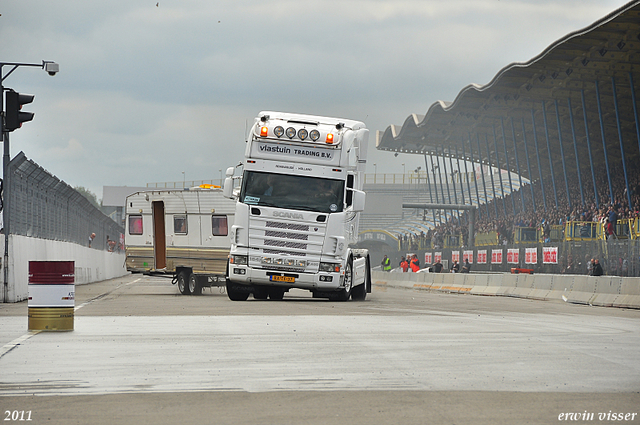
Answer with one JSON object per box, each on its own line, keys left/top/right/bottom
{"left": 373, "top": 163, "right": 377, "bottom": 184}
{"left": 1, "top": 60, "right": 58, "bottom": 302}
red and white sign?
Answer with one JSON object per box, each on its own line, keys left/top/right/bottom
{"left": 543, "top": 247, "right": 558, "bottom": 264}
{"left": 425, "top": 253, "right": 433, "bottom": 265}
{"left": 463, "top": 250, "right": 473, "bottom": 264}
{"left": 507, "top": 249, "right": 519, "bottom": 264}
{"left": 451, "top": 251, "right": 460, "bottom": 263}
{"left": 477, "top": 250, "right": 487, "bottom": 264}
{"left": 491, "top": 249, "right": 503, "bottom": 264}
{"left": 434, "top": 252, "right": 442, "bottom": 263}
{"left": 525, "top": 248, "right": 537, "bottom": 264}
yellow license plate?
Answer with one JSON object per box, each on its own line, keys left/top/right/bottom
{"left": 270, "top": 275, "right": 295, "bottom": 283}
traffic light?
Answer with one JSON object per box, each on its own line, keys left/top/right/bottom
{"left": 5, "top": 89, "right": 35, "bottom": 132}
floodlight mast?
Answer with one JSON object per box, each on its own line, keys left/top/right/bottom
{"left": 1, "top": 60, "right": 59, "bottom": 303}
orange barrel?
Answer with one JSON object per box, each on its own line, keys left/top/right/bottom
{"left": 28, "top": 261, "right": 75, "bottom": 331}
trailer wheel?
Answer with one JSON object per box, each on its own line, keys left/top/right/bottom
{"left": 189, "top": 273, "right": 202, "bottom": 295}
{"left": 177, "top": 271, "right": 190, "bottom": 295}
{"left": 335, "top": 257, "right": 353, "bottom": 301}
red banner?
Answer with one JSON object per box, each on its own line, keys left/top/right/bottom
{"left": 491, "top": 249, "right": 503, "bottom": 264}
{"left": 424, "top": 253, "right": 433, "bottom": 265}
{"left": 477, "top": 250, "right": 487, "bottom": 264}
{"left": 543, "top": 247, "right": 558, "bottom": 264}
{"left": 452, "top": 251, "right": 460, "bottom": 263}
{"left": 525, "top": 248, "right": 537, "bottom": 264}
{"left": 463, "top": 250, "right": 473, "bottom": 264}
{"left": 435, "top": 252, "right": 442, "bottom": 263}
{"left": 507, "top": 249, "right": 519, "bottom": 264}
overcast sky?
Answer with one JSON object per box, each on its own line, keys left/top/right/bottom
{"left": 1, "top": 0, "right": 631, "bottom": 199}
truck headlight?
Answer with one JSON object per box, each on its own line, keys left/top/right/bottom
{"left": 319, "top": 262, "right": 341, "bottom": 273}
{"left": 230, "top": 255, "right": 248, "bottom": 265}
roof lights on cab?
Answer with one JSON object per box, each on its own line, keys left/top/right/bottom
{"left": 259, "top": 122, "right": 338, "bottom": 144}
{"left": 285, "top": 127, "right": 296, "bottom": 139}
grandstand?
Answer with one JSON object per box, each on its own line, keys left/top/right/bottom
{"left": 362, "top": 1, "right": 640, "bottom": 276}
{"left": 359, "top": 169, "right": 524, "bottom": 240}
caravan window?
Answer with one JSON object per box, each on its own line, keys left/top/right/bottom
{"left": 212, "top": 215, "right": 228, "bottom": 236}
{"left": 174, "top": 215, "right": 187, "bottom": 234}
{"left": 129, "top": 215, "right": 143, "bottom": 235}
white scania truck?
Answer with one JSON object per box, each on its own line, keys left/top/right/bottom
{"left": 223, "top": 111, "right": 372, "bottom": 301}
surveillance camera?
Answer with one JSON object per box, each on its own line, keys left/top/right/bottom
{"left": 44, "top": 62, "right": 59, "bottom": 76}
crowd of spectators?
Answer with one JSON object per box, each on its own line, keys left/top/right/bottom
{"left": 396, "top": 160, "right": 640, "bottom": 275}
{"left": 410, "top": 162, "right": 640, "bottom": 245}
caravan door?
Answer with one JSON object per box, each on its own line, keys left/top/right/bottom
{"left": 152, "top": 201, "right": 167, "bottom": 270}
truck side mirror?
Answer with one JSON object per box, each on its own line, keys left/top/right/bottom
{"left": 223, "top": 177, "right": 234, "bottom": 199}
{"left": 351, "top": 189, "right": 366, "bottom": 212}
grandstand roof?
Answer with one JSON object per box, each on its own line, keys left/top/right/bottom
{"left": 376, "top": 1, "right": 640, "bottom": 186}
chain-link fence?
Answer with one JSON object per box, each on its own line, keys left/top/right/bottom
{"left": 6, "top": 152, "right": 124, "bottom": 250}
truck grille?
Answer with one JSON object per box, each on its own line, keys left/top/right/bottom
{"left": 266, "top": 221, "right": 309, "bottom": 232}
{"left": 265, "top": 230, "right": 308, "bottom": 240}
{"left": 249, "top": 217, "right": 325, "bottom": 258}
{"left": 264, "top": 239, "right": 308, "bottom": 250}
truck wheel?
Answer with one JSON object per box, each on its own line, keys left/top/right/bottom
{"left": 352, "top": 254, "right": 370, "bottom": 301}
{"left": 177, "top": 271, "right": 190, "bottom": 295}
{"left": 268, "top": 287, "right": 285, "bottom": 300}
{"left": 189, "top": 273, "right": 202, "bottom": 295}
{"left": 253, "top": 286, "right": 269, "bottom": 300}
{"left": 335, "top": 258, "right": 353, "bottom": 301}
{"left": 226, "top": 281, "right": 251, "bottom": 301}
{"left": 351, "top": 269, "right": 367, "bottom": 301}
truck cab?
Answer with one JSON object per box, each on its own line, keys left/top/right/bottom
{"left": 223, "top": 112, "right": 372, "bottom": 301}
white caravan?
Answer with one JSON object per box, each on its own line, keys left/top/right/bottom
{"left": 125, "top": 187, "right": 235, "bottom": 295}
{"left": 223, "top": 111, "right": 372, "bottom": 301}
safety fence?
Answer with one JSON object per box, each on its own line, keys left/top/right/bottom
{"left": 7, "top": 152, "right": 124, "bottom": 250}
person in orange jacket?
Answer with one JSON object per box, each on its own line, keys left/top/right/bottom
{"left": 410, "top": 255, "right": 420, "bottom": 272}
{"left": 400, "top": 256, "right": 409, "bottom": 273}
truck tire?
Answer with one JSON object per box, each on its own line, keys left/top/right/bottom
{"left": 268, "top": 287, "right": 285, "bottom": 300}
{"left": 351, "top": 267, "right": 367, "bottom": 301}
{"left": 226, "top": 281, "right": 251, "bottom": 301}
{"left": 253, "top": 286, "right": 269, "bottom": 300}
{"left": 189, "top": 273, "right": 202, "bottom": 295}
{"left": 366, "top": 254, "right": 372, "bottom": 293}
{"left": 177, "top": 271, "right": 190, "bottom": 295}
{"left": 352, "top": 254, "right": 371, "bottom": 300}
{"left": 335, "top": 257, "right": 353, "bottom": 301}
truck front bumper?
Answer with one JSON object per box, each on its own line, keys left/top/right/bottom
{"left": 228, "top": 265, "right": 343, "bottom": 291}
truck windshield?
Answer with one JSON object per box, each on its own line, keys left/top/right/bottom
{"left": 240, "top": 171, "right": 344, "bottom": 214}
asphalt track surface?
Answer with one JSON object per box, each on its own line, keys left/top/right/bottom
{"left": 1, "top": 273, "right": 639, "bottom": 425}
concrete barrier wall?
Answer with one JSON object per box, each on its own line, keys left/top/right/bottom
{"left": 373, "top": 270, "right": 640, "bottom": 309}
{"left": 2, "top": 235, "right": 127, "bottom": 303}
